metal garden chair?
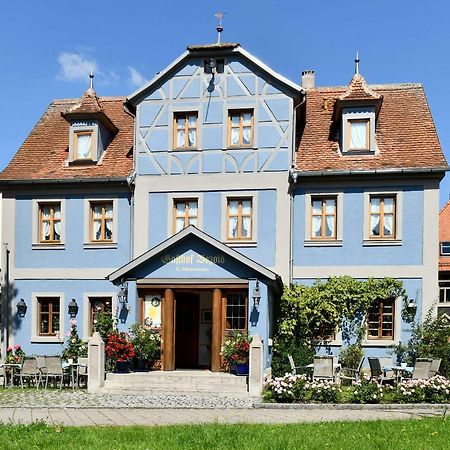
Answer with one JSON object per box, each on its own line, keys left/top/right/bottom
{"left": 411, "top": 358, "right": 432, "bottom": 380}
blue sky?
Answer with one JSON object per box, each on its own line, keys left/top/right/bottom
{"left": 1, "top": 1, "right": 449, "bottom": 204}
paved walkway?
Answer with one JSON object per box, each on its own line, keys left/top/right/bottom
{"left": 0, "top": 407, "right": 444, "bottom": 426}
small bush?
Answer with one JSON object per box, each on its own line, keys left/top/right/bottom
{"left": 350, "top": 376, "right": 384, "bottom": 404}
{"left": 394, "top": 376, "right": 450, "bottom": 404}
{"left": 304, "top": 379, "right": 341, "bottom": 403}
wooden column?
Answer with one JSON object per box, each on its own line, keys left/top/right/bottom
{"left": 211, "top": 288, "right": 222, "bottom": 372}
{"left": 162, "top": 288, "right": 175, "bottom": 371}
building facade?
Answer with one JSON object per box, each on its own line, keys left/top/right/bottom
{"left": 0, "top": 42, "right": 447, "bottom": 374}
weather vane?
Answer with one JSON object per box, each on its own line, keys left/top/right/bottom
{"left": 355, "top": 51, "right": 360, "bottom": 75}
{"left": 215, "top": 12, "right": 225, "bottom": 44}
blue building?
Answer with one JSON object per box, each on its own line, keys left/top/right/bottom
{"left": 0, "top": 42, "right": 447, "bottom": 375}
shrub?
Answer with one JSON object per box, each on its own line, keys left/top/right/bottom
{"left": 271, "top": 339, "right": 314, "bottom": 377}
{"left": 394, "top": 376, "right": 450, "bottom": 404}
{"left": 350, "top": 376, "right": 384, "bottom": 404}
{"left": 62, "top": 319, "right": 87, "bottom": 362}
{"left": 305, "top": 379, "right": 341, "bottom": 403}
{"left": 264, "top": 374, "right": 307, "bottom": 403}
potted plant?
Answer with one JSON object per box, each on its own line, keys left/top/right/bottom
{"left": 222, "top": 330, "right": 252, "bottom": 375}
{"left": 5, "top": 345, "right": 25, "bottom": 364}
{"left": 105, "top": 331, "right": 135, "bottom": 373}
{"left": 129, "top": 323, "right": 161, "bottom": 371}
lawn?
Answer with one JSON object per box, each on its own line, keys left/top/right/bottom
{"left": 0, "top": 418, "right": 449, "bottom": 449}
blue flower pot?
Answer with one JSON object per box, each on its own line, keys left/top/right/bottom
{"left": 235, "top": 363, "right": 249, "bottom": 376}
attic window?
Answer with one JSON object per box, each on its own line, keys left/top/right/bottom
{"left": 441, "top": 242, "right": 450, "bottom": 256}
{"left": 348, "top": 119, "right": 369, "bottom": 151}
{"left": 204, "top": 59, "right": 224, "bottom": 74}
{"left": 74, "top": 130, "right": 94, "bottom": 160}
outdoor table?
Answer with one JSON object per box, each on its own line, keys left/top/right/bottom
{"left": 383, "top": 365, "right": 413, "bottom": 383}
{"left": 0, "top": 363, "right": 21, "bottom": 388}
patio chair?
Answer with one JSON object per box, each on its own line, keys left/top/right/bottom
{"left": 368, "top": 357, "right": 396, "bottom": 385}
{"left": 340, "top": 357, "right": 364, "bottom": 384}
{"left": 430, "top": 359, "right": 441, "bottom": 377}
{"left": 313, "top": 356, "right": 334, "bottom": 381}
{"left": 0, "top": 366, "right": 5, "bottom": 388}
{"left": 411, "top": 358, "right": 432, "bottom": 380}
{"left": 18, "top": 356, "right": 40, "bottom": 388}
{"left": 44, "top": 355, "right": 65, "bottom": 389}
{"left": 36, "top": 355, "right": 47, "bottom": 389}
{"left": 288, "top": 354, "right": 304, "bottom": 375}
{"left": 77, "top": 357, "right": 89, "bottom": 388}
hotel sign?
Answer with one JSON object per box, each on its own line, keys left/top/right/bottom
{"left": 161, "top": 253, "right": 225, "bottom": 272}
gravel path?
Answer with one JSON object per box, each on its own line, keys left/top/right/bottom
{"left": 0, "top": 389, "right": 254, "bottom": 409}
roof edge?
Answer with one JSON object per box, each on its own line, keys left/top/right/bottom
{"left": 0, "top": 176, "right": 129, "bottom": 186}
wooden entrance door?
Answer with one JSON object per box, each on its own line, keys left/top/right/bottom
{"left": 175, "top": 292, "right": 200, "bottom": 368}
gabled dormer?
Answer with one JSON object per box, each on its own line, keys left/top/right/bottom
{"left": 333, "top": 59, "right": 383, "bottom": 155}
{"left": 62, "top": 74, "right": 118, "bottom": 165}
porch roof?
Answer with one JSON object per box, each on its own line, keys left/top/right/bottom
{"left": 107, "top": 226, "right": 282, "bottom": 289}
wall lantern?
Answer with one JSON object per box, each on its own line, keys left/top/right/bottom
{"left": 16, "top": 298, "right": 27, "bottom": 318}
{"left": 118, "top": 280, "right": 128, "bottom": 305}
{"left": 68, "top": 298, "right": 79, "bottom": 318}
{"left": 407, "top": 298, "right": 417, "bottom": 311}
{"left": 252, "top": 280, "right": 261, "bottom": 309}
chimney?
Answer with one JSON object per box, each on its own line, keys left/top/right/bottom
{"left": 301, "top": 70, "right": 315, "bottom": 89}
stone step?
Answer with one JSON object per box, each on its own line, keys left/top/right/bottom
{"left": 98, "top": 388, "right": 252, "bottom": 397}
{"left": 102, "top": 381, "right": 248, "bottom": 392}
{"left": 105, "top": 373, "right": 247, "bottom": 386}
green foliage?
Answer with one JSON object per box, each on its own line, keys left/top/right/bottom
{"left": 391, "top": 308, "right": 450, "bottom": 376}
{"left": 350, "top": 377, "right": 384, "bottom": 404}
{"left": 129, "top": 323, "right": 161, "bottom": 360}
{"left": 61, "top": 320, "right": 87, "bottom": 362}
{"left": 272, "top": 276, "right": 407, "bottom": 377}
{"left": 93, "top": 311, "right": 117, "bottom": 342}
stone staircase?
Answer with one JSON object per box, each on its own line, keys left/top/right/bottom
{"left": 100, "top": 370, "right": 249, "bottom": 396}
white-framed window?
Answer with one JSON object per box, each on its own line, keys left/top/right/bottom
{"left": 82, "top": 293, "right": 117, "bottom": 339}
{"left": 38, "top": 202, "right": 62, "bottom": 243}
{"left": 31, "top": 293, "right": 64, "bottom": 343}
{"left": 363, "top": 191, "right": 402, "bottom": 245}
{"left": 90, "top": 201, "right": 113, "bottom": 242}
{"left": 173, "top": 199, "right": 198, "bottom": 233}
{"left": 228, "top": 110, "right": 254, "bottom": 148}
{"left": 226, "top": 198, "right": 252, "bottom": 240}
{"left": 173, "top": 112, "right": 198, "bottom": 149}
{"left": 83, "top": 198, "right": 118, "bottom": 248}
{"left": 441, "top": 242, "right": 450, "bottom": 256}
{"left": 74, "top": 130, "right": 94, "bottom": 160}
{"left": 310, "top": 196, "right": 337, "bottom": 240}
{"left": 367, "top": 299, "right": 395, "bottom": 340}
{"left": 342, "top": 107, "right": 376, "bottom": 154}
{"left": 304, "top": 192, "right": 343, "bottom": 246}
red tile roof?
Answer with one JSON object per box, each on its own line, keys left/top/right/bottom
{"left": 296, "top": 81, "right": 448, "bottom": 173}
{"left": 439, "top": 201, "right": 450, "bottom": 271}
{"left": 339, "top": 74, "right": 382, "bottom": 101}
{"left": 0, "top": 96, "right": 133, "bottom": 181}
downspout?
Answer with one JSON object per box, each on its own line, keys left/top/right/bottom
{"left": 288, "top": 91, "right": 306, "bottom": 286}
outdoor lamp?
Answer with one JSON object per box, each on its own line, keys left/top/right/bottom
{"left": 407, "top": 298, "right": 417, "bottom": 310}
{"left": 208, "top": 58, "right": 217, "bottom": 73}
{"left": 16, "top": 298, "right": 27, "bottom": 317}
{"left": 118, "top": 280, "right": 128, "bottom": 305}
{"left": 68, "top": 298, "right": 79, "bottom": 318}
{"left": 252, "top": 280, "right": 261, "bottom": 309}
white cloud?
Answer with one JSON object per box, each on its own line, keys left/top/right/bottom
{"left": 128, "top": 66, "right": 147, "bottom": 88}
{"left": 57, "top": 52, "right": 96, "bottom": 82}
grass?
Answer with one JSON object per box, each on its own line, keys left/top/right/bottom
{"left": 0, "top": 418, "right": 449, "bottom": 449}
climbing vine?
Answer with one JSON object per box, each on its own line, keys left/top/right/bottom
{"left": 272, "top": 276, "right": 410, "bottom": 376}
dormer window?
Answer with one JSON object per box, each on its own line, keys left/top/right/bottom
{"left": 348, "top": 119, "right": 370, "bottom": 151}
{"left": 74, "top": 130, "right": 94, "bottom": 160}
{"left": 341, "top": 108, "right": 376, "bottom": 154}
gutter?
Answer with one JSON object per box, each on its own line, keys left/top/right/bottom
{"left": 292, "top": 167, "right": 449, "bottom": 177}
{"left": 0, "top": 177, "right": 129, "bottom": 186}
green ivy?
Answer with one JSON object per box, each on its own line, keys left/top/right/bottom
{"left": 272, "top": 276, "right": 409, "bottom": 376}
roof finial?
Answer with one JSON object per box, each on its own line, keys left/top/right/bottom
{"left": 89, "top": 67, "right": 94, "bottom": 91}
{"left": 215, "top": 12, "right": 224, "bottom": 44}
{"left": 355, "top": 51, "right": 360, "bottom": 75}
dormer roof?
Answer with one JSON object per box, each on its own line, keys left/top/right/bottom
{"left": 62, "top": 88, "right": 118, "bottom": 133}
{"left": 296, "top": 82, "right": 448, "bottom": 175}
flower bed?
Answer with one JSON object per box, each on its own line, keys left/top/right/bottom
{"left": 263, "top": 373, "right": 450, "bottom": 404}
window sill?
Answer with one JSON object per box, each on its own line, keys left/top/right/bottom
{"left": 304, "top": 239, "right": 342, "bottom": 247}
{"left": 342, "top": 150, "right": 376, "bottom": 156}
{"left": 31, "top": 336, "right": 64, "bottom": 344}
{"left": 363, "top": 239, "right": 402, "bottom": 247}
{"left": 225, "top": 146, "right": 256, "bottom": 151}
{"left": 83, "top": 242, "right": 117, "bottom": 250}
{"left": 225, "top": 240, "right": 257, "bottom": 248}
{"left": 362, "top": 339, "right": 398, "bottom": 347}
{"left": 32, "top": 243, "right": 65, "bottom": 250}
